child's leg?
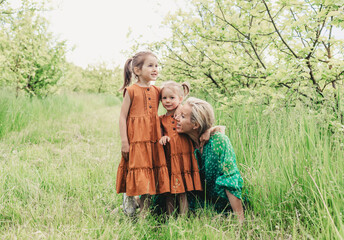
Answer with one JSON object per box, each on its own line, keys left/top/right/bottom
{"left": 178, "top": 193, "right": 188, "bottom": 215}
{"left": 134, "top": 196, "right": 141, "bottom": 208}
{"left": 139, "top": 194, "right": 151, "bottom": 216}
{"left": 123, "top": 193, "right": 137, "bottom": 217}
{"left": 166, "top": 193, "right": 175, "bottom": 215}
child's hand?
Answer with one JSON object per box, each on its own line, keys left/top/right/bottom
{"left": 200, "top": 126, "right": 226, "bottom": 144}
{"left": 121, "top": 143, "right": 130, "bottom": 161}
{"left": 200, "top": 129, "right": 211, "bottom": 143}
{"left": 199, "top": 129, "right": 211, "bottom": 151}
{"left": 199, "top": 126, "right": 226, "bottom": 153}
{"left": 159, "top": 136, "right": 170, "bottom": 145}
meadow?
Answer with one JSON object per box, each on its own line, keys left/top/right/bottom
{"left": 0, "top": 90, "right": 343, "bottom": 239}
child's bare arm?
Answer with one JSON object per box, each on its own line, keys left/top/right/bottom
{"left": 210, "top": 125, "right": 226, "bottom": 134}
{"left": 200, "top": 126, "right": 226, "bottom": 143}
{"left": 119, "top": 92, "right": 131, "bottom": 161}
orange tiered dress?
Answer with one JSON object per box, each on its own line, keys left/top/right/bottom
{"left": 160, "top": 114, "right": 203, "bottom": 194}
{"left": 116, "top": 84, "right": 170, "bottom": 196}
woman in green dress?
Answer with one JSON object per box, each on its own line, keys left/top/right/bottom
{"left": 175, "top": 97, "right": 244, "bottom": 222}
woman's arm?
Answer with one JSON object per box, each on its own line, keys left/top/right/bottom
{"left": 119, "top": 92, "right": 131, "bottom": 161}
{"left": 212, "top": 133, "right": 244, "bottom": 223}
{"left": 225, "top": 190, "right": 244, "bottom": 223}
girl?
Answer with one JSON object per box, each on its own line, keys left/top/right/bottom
{"left": 159, "top": 81, "right": 203, "bottom": 215}
{"left": 116, "top": 51, "right": 170, "bottom": 216}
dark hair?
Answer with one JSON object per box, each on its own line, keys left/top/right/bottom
{"left": 120, "top": 51, "right": 157, "bottom": 90}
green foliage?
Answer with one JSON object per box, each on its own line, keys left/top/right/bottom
{"left": 0, "top": 0, "right": 67, "bottom": 97}
{"left": 59, "top": 62, "right": 123, "bottom": 97}
{"left": 212, "top": 100, "right": 343, "bottom": 239}
{"left": 0, "top": 89, "right": 82, "bottom": 138}
{"left": 0, "top": 92, "right": 343, "bottom": 238}
{"left": 82, "top": 63, "right": 122, "bottom": 96}
{"left": 147, "top": 0, "right": 344, "bottom": 122}
{"left": 0, "top": 89, "right": 121, "bottom": 139}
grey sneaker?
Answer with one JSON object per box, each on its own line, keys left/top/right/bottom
{"left": 123, "top": 193, "right": 136, "bottom": 217}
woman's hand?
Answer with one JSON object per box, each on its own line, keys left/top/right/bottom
{"left": 159, "top": 136, "right": 170, "bottom": 145}
{"left": 121, "top": 142, "right": 130, "bottom": 161}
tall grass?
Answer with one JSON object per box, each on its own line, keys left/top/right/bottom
{"left": 214, "top": 102, "right": 344, "bottom": 239}
{"left": 0, "top": 91, "right": 343, "bottom": 239}
{"left": 0, "top": 90, "right": 120, "bottom": 139}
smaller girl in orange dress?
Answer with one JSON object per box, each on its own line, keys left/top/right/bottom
{"left": 159, "top": 81, "right": 202, "bottom": 215}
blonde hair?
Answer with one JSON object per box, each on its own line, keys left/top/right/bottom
{"left": 121, "top": 51, "right": 157, "bottom": 90}
{"left": 161, "top": 81, "right": 190, "bottom": 98}
{"left": 185, "top": 97, "right": 215, "bottom": 135}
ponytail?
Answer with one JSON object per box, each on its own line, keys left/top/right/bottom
{"left": 161, "top": 81, "right": 191, "bottom": 99}
{"left": 121, "top": 58, "right": 133, "bottom": 90}
{"left": 181, "top": 82, "right": 190, "bottom": 98}
{"left": 119, "top": 51, "right": 157, "bottom": 91}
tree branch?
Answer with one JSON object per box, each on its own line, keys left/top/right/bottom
{"left": 198, "top": 1, "right": 268, "bottom": 69}
{"left": 262, "top": 0, "right": 299, "bottom": 59}
{"left": 197, "top": 32, "right": 248, "bottom": 44}
{"left": 213, "top": 1, "right": 247, "bottom": 38}
{"left": 279, "top": 82, "right": 314, "bottom": 101}
{"left": 204, "top": 71, "right": 220, "bottom": 88}
{"left": 163, "top": 43, "right": 195, "bottom": 68}
{"left": 305, "top": 6, "right": 328, "bottom": 60}
{"left": 290, "top": 9, "right": 308, "bottom": 48}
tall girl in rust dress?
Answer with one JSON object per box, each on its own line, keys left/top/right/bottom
{"left": 116, "top": 51, "right": 170, "bottom": 216}
{"left": 159, "top": 81, "right": 202, "bottom": 215}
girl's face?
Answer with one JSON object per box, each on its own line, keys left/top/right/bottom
{"left": 175, "top": 103, "right": 197, "bottom": 134}
{"left": 135, "top": 55, "right": 158, "bottom": 83}
{"left": 161, "top": 88, "right": 182, "bottom": 113}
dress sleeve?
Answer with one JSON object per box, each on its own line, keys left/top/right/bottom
{"left": 123, "top": 86, "right": 134, "bottom": 101}
{"left": 213, "top": 133, "right": 243, "bottom": 200}
{"left": 152, "top": 85, "right": 161, "bottom": 100}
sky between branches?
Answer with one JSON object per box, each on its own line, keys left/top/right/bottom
{"left": 9, "top": 0, "right": 344, "bottom": 69}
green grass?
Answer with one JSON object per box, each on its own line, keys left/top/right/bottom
{"left": 0, "top": 91, "right": 343, "bottom": 239}
{"left": 215, "top": 102, "right": 344, "bottom": 239}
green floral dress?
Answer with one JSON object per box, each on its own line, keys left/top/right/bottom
{"left": 188, "top": 132, "right": 243, "bottom": 213}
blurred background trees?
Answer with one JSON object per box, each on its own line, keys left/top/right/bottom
{"left": 1, "top": 0, "right": 343, "bottom": 123}
{"left": 0, "top": 0, "right": 122, "bottom": 97}
{"left": 0, "top": 0, "right": 67, "bottom": 97}
{"left": 60, "top": 62, "right": 122, "bottom": 96}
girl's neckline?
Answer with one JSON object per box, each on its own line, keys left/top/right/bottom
{"left": 134, "top": 83, "right": 151, "bottom": 88}
{"left": 164, "top": 112, "right": 175, "bottom": 117}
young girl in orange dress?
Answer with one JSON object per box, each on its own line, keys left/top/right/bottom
{"left": 116, "top": 51, "right": 170, "bottom": 216}
{"left": 159, "top": 81, "right": 202, "bottom": 215}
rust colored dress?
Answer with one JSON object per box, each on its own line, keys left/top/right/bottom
{"left": 116, "top": 84, "right": 170, "bottom": 196}
{"left": 160, "top": 114, "right": 203, "bottom": 194}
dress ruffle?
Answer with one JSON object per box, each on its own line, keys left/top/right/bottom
{"left": 160, "top": 115, "right": 202, "bottom": 194}
{"left": 116, "top": 85, "right": 170, "bottom": 196}
{"left": 168, "top": 151, "right": 202, "bottom": 193}
{"left": 116, "top": 159, "right": 170, "bottom": 196}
